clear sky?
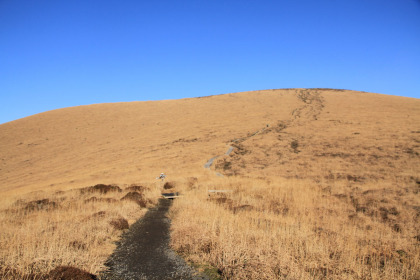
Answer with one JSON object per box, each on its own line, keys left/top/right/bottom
{"left": 1, "top": 0, "right": 419, "bottom": 124}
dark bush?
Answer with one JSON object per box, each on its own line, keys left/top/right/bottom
{"left": 121, "top": 191, "right": 142, "bottom": 201}
{"left": 231, "top": 143, "right": 249, "bottom": 155}
{"left": 24, "top": 199, "right": 58, "bottom": 213}
{"left": 222, "top": 161, "right": 232, "bottom": 170}
{"left": 215, "top": 159, "right": 232, "bottom": 171}
{"left": 208, "top": 196, "right": 234, "bottom": 210}
{"left": 80, "top": 184, "right": 122, "bottom": 194}
{"left": 92, "top": 211, "right": 106, "bottom": 218}
{"left": 84, "top": 197, "right": 117, "bottom": 203}
{"left": 163, "top": 182, "right": 175, "bottom": 189}
{"left": 110, "top": 218, "right": 129, "bottom": 230}
{"left": 84, "top": 197, "right": 99, "bottom": 203}
{"left": 392, "top": 223, "right": 402, "bottom": 233}
{"left": 187, "top": 177, "right": 198, "bottom": 189}
{"left": 48, "top": 266, "right": 97, "bottom": 280}
{"left": 68, "top": 240, "right": 87, "bottom": 250}
{"left": 125, "top": 185, "right": 148, "bottom": 192}
{"left": 232, "top": 204, "right": 254, "bottom": 214}
{"left": 291, "top": 140, "right": 299, "bottom": 153}
{"left": 275, "top": 121, "right": 287, "bottom": 132}
{"left": 120, "top": 192, "right": 148, "bottom": 207}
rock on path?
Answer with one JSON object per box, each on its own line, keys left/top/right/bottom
{"left": 101, "top": 199, "right": 208, "bottom": 280}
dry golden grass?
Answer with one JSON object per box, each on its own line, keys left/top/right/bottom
{"left": 167, "top": 89, "right": 420, "bottom": 279}
{"left": 170, "top": 176, "right": 419, "bottom": 279}
{"left": 0, "top": 88, "right": 419, "bottom": 279}
{"left": 0, "top": 182, "right": 161, "bottom": 279}
{"left": 0, "top": 90, "right": 298, "bottom": 194}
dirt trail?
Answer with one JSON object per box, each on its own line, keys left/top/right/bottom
{"left": 204, "top": 146, "right": 234, "bottom": 169}
{"left": 101, "top": 199, "right": 208, "bottom": 280}
{"left": 203, "top": 89, "right": 325, "bottom": 176}
{"left": 291, "top": 89, "right": 324, "bottom": 121}
{"left": 204, "top": 156, "right": 219, "bottom": 169}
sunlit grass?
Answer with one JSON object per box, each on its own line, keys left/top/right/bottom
{"left": 0, "top": 182, "right": 160, "bottom": 279}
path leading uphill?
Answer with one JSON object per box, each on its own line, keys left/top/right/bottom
{"left": 204, "top": 146, "right": 234, "bottom": 169}
{"left": 101, "top": 199, "right": 208, "bottom": 280}
{"left": 203, "top": 89, "right": 325, "bottom": 175}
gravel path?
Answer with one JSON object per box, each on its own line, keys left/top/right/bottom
{"left": 204, "top": 156, "right": 219, "bottom": 169}
{"left": 101, "top": 199, "right": 208, "bottom": 280}
{"left": 225, "top": 146, "right": 234, "bottom": 155}
{"left": 204, "top": 146, "right": 234, "bottom": 169}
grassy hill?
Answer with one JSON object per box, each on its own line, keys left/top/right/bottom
{"left": 0, "top": 89, "right": 300, "bottom": 193}
{"left": 0, "top": 89, "right": 419, "bottom": 279}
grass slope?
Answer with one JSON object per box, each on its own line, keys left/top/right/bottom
{"left": 0, "top": 89, "right": 419, "bottom": 279}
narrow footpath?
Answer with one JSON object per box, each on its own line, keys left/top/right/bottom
{"left": 204, "top": 146, "right": 234, "bottom": 169}
{"left": 101, "top": 199, "right": 208, "bottom": 280}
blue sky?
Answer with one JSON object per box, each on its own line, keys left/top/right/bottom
{"left": 1, "top": 0, "right": 419, "bottom": 124}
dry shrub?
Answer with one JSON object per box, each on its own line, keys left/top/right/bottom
{"left": 232, "top": 204, "right": 254, "bottom": 214}
{"left": 48, "top": 266, "right": 97, "bottom": 280}
{"left": 109, "top": 218, "right": 129, "bottom": 230}
{"left": 79, "top": 184, "right": 122, "bottom": 194}
{"left": 163, "top": 182, "right": 175, "bottom": 189}
{"left": 24, "top": 199, "right": 58, "bottom": 213}
{"left": 84, "top": 197, "right": 117, "bottom": 203}
{"left": 187, "top": 177, "right": 198, "bottom": 189}
{"left": 120, "top": 191, "right": 143, "bottom": 201}
{"left": 92, "top": 211, "right": 106, "bottom": 218}
{"left": 120, "top": 192, "right": 147, "bottom": 207}
{"left": 266, "top": 199, "right": 290, "bottom": 216}
{"left": 208, "top": 194, "right": 255, "bottom": 214}
{"left": 68, "top": 240, "right": 87, "bottom": 251}
{"left": 208, "top": 195, "right": 233, "bottom": 210}
{"left": 125, "top": 185, "right": 148, "bottom": 192}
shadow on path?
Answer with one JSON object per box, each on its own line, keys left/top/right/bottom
{"left": 101, "top": 199, "right": 207, "bottom": 280}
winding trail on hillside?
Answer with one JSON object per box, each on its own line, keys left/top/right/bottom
{"left": 101, "top": 91, "right": 326, "bottom": 279}
{"left": 203, "top": 89, "right": 325, "bottom": 174}
{"left": 204, "top": 145, "right": 234, "bottom": 169}
{"left": 292, "top": 89, "right": 324, "bottom": 121}
{"left": 101, "top": 199, "right": 208, "bottom": 280}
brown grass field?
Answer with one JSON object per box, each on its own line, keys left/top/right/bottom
{"left": 0, "top": 89, "right": 419, "bottom": 279}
